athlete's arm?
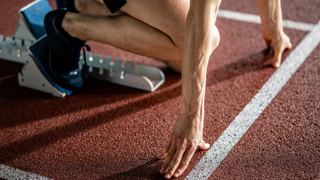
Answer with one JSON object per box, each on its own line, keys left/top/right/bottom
{"left": 158, "top": 0, "right": 221, "bottom": 179}
{"left": 256, "top": 0, "right": 292, "bottom": 68}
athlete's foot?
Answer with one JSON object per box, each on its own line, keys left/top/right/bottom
{"left": 45, "top": 9, "right": 89, "bottom": 90}
{"left": 263, "top": 31, "right": 292, "bottom": 68}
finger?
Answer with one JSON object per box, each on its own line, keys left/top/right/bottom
{"left": 198, "top": 140, "right": 210, "bottom": 150}
{"left": 158, "top": 136, "right": 172, "bottom": 159}
{"left": 160, "top": 140, "right": 176, "bottom": 174}
{"left": 272, "top": 35, "right": 292, "bottom": 68}
{"left": 264, "top": 38, "right": 272, "bottom": 49}
{"left": 173, "top": 142, "right": 198, "bottom": 178}
{"left": 164, "top": 140, "right": 187, "bottom": 179}
{"left": 272, "top": 45, "right": 286, "bottom": 68}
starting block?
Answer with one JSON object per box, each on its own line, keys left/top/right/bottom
{"left": 19, "top": 36, "right": 165, "bottom": 97}
{"left": 6, "top": 0, "right": 165, "bottom": 97}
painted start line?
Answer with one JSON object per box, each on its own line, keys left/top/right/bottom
{"left": 0, "top": 10, "right": 319, "bottom": 180}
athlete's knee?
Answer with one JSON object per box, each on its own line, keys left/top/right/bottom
{"left": 210, "top": 25, "right": 220, "bottom": 53}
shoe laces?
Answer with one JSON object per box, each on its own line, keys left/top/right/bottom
{"left": 66, "top": 43, "right": 91, "bottom": 70}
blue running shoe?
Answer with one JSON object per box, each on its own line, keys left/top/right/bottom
{"left": 55, "top": 0, "right": 78, "bottom": 13}
{"left": 44, "top": 9, "right": 89, "bottom": 90}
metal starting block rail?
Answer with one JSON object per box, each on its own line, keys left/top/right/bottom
{"left": 80, "top": 53, "right": 165, "bottom": 92}
{"left": 2, "top": 0, "right": 165, "bottom": 97}
{"left": 18, "top": 51, "right": 165, "bottom": 97}
{"left": 0, "top": 35, "right": 33, "bottom": 63}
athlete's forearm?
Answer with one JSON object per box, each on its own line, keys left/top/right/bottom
{"left": 256, "top": 0, "right": 283, "bottom": 38}
{"left": 181, "top": 0, "right": 220, "bottom": 124}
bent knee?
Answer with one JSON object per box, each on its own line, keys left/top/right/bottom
{"left": 210, "top": 25, "right": 220, "bottom": 53}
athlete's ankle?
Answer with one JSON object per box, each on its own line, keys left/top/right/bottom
{"left": 62, "top": 13, "right": 88, "bottom": 41}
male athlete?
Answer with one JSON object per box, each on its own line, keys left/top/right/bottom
{"left": 45, "top": 0, "right": 292, "bottom": 179}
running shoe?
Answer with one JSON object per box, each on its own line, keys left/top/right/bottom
{"left": 44, "top": 9, "right": 89, "bottom": 90}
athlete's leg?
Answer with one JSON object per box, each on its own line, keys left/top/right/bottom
{"left": 61, "top": 0, "right": 190, "bottom": 64}
{"left": 256, "top": 0, "right": 292, "bottom": 68}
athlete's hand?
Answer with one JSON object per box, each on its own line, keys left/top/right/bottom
{"left": 264, "top": 31, "right": 292, "bottom": 68}
{"left": 158, "top": 115, "right": 210, "bottom": 179}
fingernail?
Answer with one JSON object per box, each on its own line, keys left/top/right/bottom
{"left": 165, "top": 174, "right": 171, "bottom": 179}
{"left": 174, "top": 173, "right": 179, "bottom": 177}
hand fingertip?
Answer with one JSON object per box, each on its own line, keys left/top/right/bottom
{"left": 174, "top": 173, "right": 179, "bottom": 177}
{"left": 273, "top": 61, "right": 280, "bottom": 68}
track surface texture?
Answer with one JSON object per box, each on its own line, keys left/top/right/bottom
{"left": 0, "top": 0, "right": 319, "bottom": 180}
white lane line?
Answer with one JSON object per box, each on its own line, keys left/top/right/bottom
{"left": 0, "top": 164, "right": 53, "bottom": 180}
{"left": 185, "top": 20, "right": 320, "bottom": 180}
{"left": 218, "top": 9, "right": 315, "bottom": 31}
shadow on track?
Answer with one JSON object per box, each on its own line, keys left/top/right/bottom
{"left": 100, "top": 158, "right": 165, "bottom": 180}
{"left": 0, "top": 49, "right": 275, "bottom": 165}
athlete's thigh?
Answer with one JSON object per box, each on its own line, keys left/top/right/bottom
{"left": 119, "top": 0, "right": 190, "bottom": 48}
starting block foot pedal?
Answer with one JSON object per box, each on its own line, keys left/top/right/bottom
{"left": 19, "top": 35, "right": 72, "bottom": 98}
{"left": 19, "top": 54, "right": 67, "bottom": 98}
{"left": 15, "top": 0, "right": 52, "bottom": 41}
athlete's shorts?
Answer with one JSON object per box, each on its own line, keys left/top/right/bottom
{"left": 103, "top": 0, "right": 127, "bottom": 14}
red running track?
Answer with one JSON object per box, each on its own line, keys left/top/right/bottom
{"left": 0, "top": 0, "right": 319, "bottom": 179}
